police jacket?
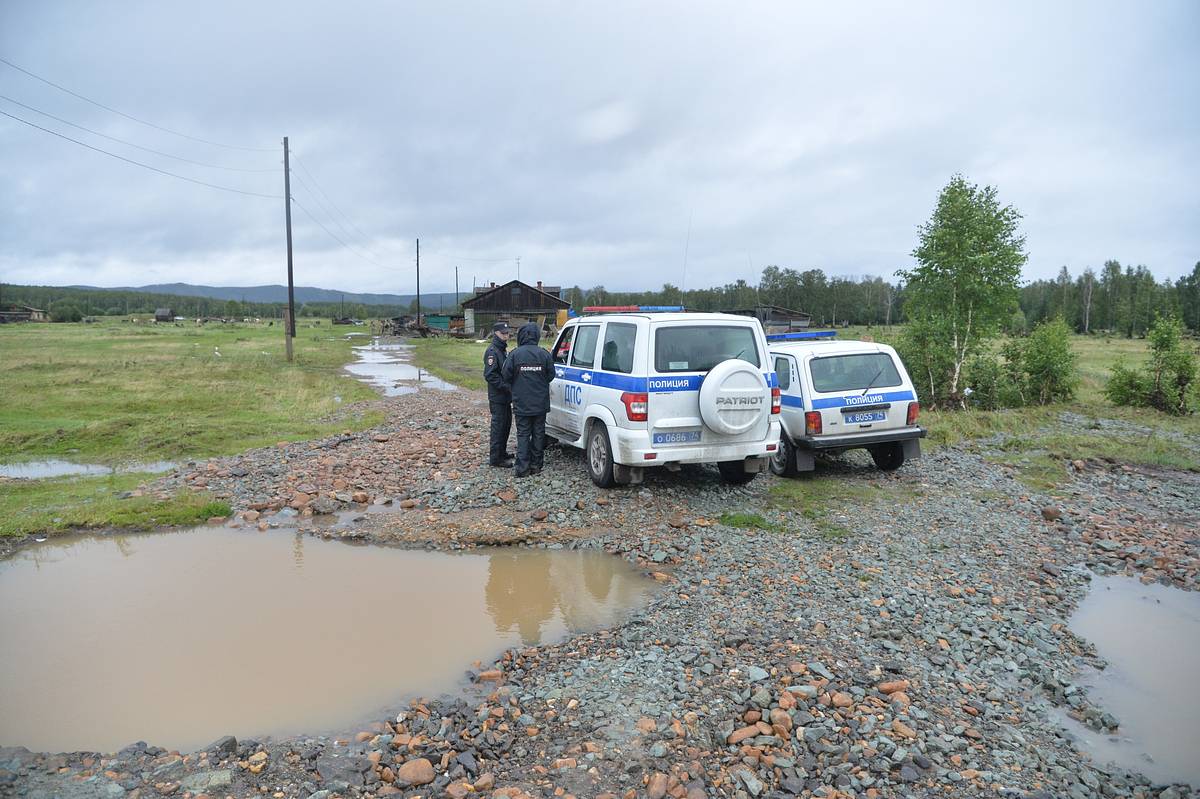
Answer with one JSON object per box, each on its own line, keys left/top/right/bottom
{"left": 483, "top": 334, "right": 511, "bottom": 403}
{"left": 501, "top": 323, "right": 555, "bottom": 416}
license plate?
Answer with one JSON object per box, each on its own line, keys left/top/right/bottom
{"left": 653, "top": 430, "right": 701, "bottom": 445}
{"left": 844, "top": 410, "right": 886, "bottom": 424}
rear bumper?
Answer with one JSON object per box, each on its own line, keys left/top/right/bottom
{"left": 609, "top": 422, "right": 780, "bottom": 466}
{"left": 793, "top": 426, "right": 926, "bottom": 451}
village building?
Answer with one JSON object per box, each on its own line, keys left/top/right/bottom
{"left": 154, "top": 307, "right": 175, "bottom": 323}
{"left": 461, "top": 280, "right": 570, "bottom": 335}
{"left": 0, "top": 304, "right": 49, "bottom": 323}
{"left": 725, "top": 304, "right": 812, "bottom": 334}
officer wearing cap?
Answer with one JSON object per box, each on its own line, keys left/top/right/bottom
{"left": 483, "top": 321, "right": 514, "bottom": 467}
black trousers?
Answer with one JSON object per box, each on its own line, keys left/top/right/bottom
{"left": 514, "top": 414, "right": 546, "bottom": 475}
{"left": 488, "top": 400, "right": 512, "bottom": 464}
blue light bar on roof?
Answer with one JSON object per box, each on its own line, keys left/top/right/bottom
{"left": 637, "top": 305, "right": 685, "bottom": 312}
{"left": 766, "top": 330, "right": 838, "bottom": 341}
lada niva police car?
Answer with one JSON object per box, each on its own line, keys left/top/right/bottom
{"left": 768, "top": 332, "right": 925, "bottom": 476}
{"left": 547, "top": 309, "right": 782, "bottom": 487}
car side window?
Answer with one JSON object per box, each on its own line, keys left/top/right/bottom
{"left": 553, "top": 327, "right": 575, "bottom": 364}
{"left": 600, "top": 323, "right": 637, "bottom": 374}
{"left": 570, "top": 325, "right": 600, "bottom": 368}
{"left": 775, "top": 356, "right": 791, "bottom": 391}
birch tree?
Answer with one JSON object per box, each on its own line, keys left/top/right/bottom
{"left": 899, "top": 175, "right": 1026, "bottom": 408}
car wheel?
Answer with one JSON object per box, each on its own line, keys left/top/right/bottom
{"left": 586, "top": 422, "right": 617, "bottom": 488}
{"left": 869, "top": 442, "right": 905, "bottom": 471}
{"left": 769, "top": 432, "right": 799, "bottom": 477}
{"left": 717, "top": 460, "right": 758, "bottom": 485}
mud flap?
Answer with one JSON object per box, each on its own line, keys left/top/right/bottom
{"left": 902, "top": 439, "right": 922, "bottom": 461}
{"left": 613, "top": 464, "right": 644, "bottom": 485}
{"left": 794, "top": 449, "right": 816, "bottom": 472}
{"left": 744, "top": 456, "right": 769, "bottom": 474}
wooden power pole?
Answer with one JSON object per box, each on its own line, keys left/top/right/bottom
{"left": 283, "top": 137, "right": 296, "bottom": 351}
{"left": 415, "top": 238, "right": 421, "bottom": 327}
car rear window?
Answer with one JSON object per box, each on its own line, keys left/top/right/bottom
{"left": 654, "top": 326, "right": 760, "bottom": 373}
{"left": 809, "top": 352, "right": 902, "bottom": 393}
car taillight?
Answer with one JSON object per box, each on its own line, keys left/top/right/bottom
{"left": 804, "top": 411, "right": 822, "bottom": 436}
{"left": 906, "top": 401, "right": 920, "bottom": 426}
{"left": 621, "top": 392, "right": 648, "bottom": 422}
{"left": 770, "top": 387, "right": 781, "bottom": 414}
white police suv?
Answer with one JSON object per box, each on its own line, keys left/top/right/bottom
{"left": 768, "top": 332, "right": 925, "bottom": 476}
{"left": 547, "top": 310, "right": 782, "bottom": 487}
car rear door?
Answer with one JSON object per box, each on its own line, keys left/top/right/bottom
{"left": 774, "top": 352, "right": 803, "bottom": 439}
{"left": 805, "top": 348, "right": 914, "bottom": 437}
{"left": 646, "top": 321, "right": 770, "bottom": 446}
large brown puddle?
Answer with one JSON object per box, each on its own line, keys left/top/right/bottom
{"left": 0, "top": 527, "right": 654, "bottom": 754}
{"left": 1065, "top": 574, "right": 1200, "bottom": 787}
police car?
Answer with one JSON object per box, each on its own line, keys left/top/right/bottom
{"left": 547, "top": 309, "right": 781, "bottom": 487}
{"left": 768, "top": 332, "right": 925, "bottom": 476}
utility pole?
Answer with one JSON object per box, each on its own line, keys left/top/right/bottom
{"left": 415, "top": 238, "right": 421, "bottom": 327}
{"left": 455, "top": 266, "right": 459, "bottom": 312}
{"left": 282, "top": 137, "right": 296, "bottom": 357}
{"left": 516, "top": 256, "right": 521, "bottom": 282}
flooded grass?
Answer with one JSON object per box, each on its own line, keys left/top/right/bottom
{"left": 0, "top": 527, "right": 655, "bottom": 753}
{"left": 409, "top": 337, "right": 488, "bottom": 392}
{"left": 345, "top": 340, "right": 457, "bottom": 395}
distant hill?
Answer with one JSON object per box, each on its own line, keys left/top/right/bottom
{"left": 65, "top": 283, "right": 463, "bottom": 308}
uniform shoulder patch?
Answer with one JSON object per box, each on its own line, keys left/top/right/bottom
{"left": 487, "top": 355, "right": 495, "bottom": 365}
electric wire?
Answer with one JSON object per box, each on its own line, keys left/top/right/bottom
{"left": 0, "top": 93, "right": 277, "bottom": 172}
{"left": 290, "top": 153, "right": 377, "bottom": 249}
{"left": 290, "top": 194, "right": 396, "bottom": 271}
{"left": 288, "top": 166, "right": 383, "bottom": 260}
{"left": 0, "top": 56, "right": 275, "bottom": 152}
{"left": 0, "top": 107, "right": 282, "bottom": 199}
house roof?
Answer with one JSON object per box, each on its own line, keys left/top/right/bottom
{"left": 461, "top": 279, "right": 570, "bottom": 310}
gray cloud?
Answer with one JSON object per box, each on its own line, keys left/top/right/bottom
{"left": 1, "top": 1, "right": 1196, "bottom": 296}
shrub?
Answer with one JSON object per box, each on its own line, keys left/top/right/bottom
{"left": 48, "top": 300, "right": 83, "bottom": 323}
{"left": 1106, "top": 315, "right": 1197, "bottom": 414}
{"left": 964, "top": 318, "right": 1077, "bottom": 409}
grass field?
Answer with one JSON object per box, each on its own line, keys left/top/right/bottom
{"left": 0, "top": 318, "right": 381, "bottom": 462}
{"left": 410, "top": 336, "right": 489, "bottom": 392}
{"left": 0, "top": 318, "right": 382, "bottom": 537}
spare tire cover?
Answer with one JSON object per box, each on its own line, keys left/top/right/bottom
{"left": 698, "top": 359, "right": 768, "bottom": 435}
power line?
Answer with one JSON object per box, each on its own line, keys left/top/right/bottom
{"left": 290, "top": 153, "right": 377, "bottom": 248}
{"left": 0, "top": 93, "right": 277, "bottom": 172}
{"left": 0, "top": 108, "right": 282, "bottom": 199}
{"left": 0, "top": 55, "right": 274, "bottom": 152}
{"left": 288, "top": 166, "right": 382, "bottom": 259}
{"left": 290, "top": 194, "right": 395, "bottom": 271}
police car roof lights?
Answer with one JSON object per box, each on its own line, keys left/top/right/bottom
{"left": 766, "top": 330, "right": 838, "bottom": 341}
{"left": 581, "top": 305, "right": 687, "bottom": 313}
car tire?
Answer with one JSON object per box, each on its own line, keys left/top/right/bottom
{"left": 869, "top": 442, "right": 905, "bottom": 471}
{"left": 769, "top": 432, "right": 799, "bottom": 477}
{"left": 586, "top": 421, "right": 617, "bottom": 488}
{"left": 717, "top": 459, "right": 758, "bottom": 485}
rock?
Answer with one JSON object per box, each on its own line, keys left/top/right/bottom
{"left": 727, "top": 725, "right": 761, "bottom": 745}
{"left": 732, "top": 768, "right": 764, "bottom": 797}
{"left": 351, "top": 491, "right": 370, "bottom": 503}
{"left": 746, "top": 666, "right": 769, "bottom": 682}
{"left": 1041, "top": 506, "right": 1062, "bottom": 521}
{"left": 446, "top": 781, "right": 472, "bottom": 799}
{"left": 290, "top": 491, "right": 311, "bottom": 509}
{"left": 831, "top": 691, "right": 853, "bottom": 708}
{"left": 636, "top": 717, "right": 657, "bottom": 733}
{"left": 316, "top": 754, "right": 372, "bottom": 786}
{"left": 531, "top": 510, "right": 549, "bottom": 521}
{"left": 204, "top": 735, "right": 237, "bottom": 758}
{"left": 769, "top": 708, "right": 792, "bottom": 731}
{"left": 647, "top": 772, "right": 669, "bottom": 799}
{"left": 877, "top": 679, "right": 910, "bottom": 694}
{"left": 179, "top": 770, "right": 233, "bottom": 794}
{"left": 899, "top": 765, "right": 920, "bottom": 782}
{"left": 497, "top": 489, "right": 517, "bottom": 502}
{"left": 399, "top": 498, "right": 419, "bottom": 509}
{"left": 373, "top": 434, "right": 391, "bottom": 443}
{"left": 891, "top": 719, "right": 916, "bottom": 738}
{"left": 396, "top": 757, "right": 435, "bottom": 786}
{"left": 473, "top": 773, "right": 495, "bottom": 791}
{"left": 476, "top": 669, "right": 503, "bottom": 682}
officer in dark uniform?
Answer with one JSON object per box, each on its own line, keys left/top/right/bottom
{"left": 483, "top": 321, "right": 514, "bottom": 467}
{"left": 501, "top": 321, "right": 556, "bottom": 477}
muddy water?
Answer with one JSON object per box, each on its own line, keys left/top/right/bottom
{"left": 0, "top": 460, "right": 177, "bottom": 479}
{"left": 1065, "top": 575, "right": 1200, "bottom": 786}
{"left": 345, "top": 340, "right": 456, "bottom": 395}
{"left": 0, "top": 528, "right": 654, "bottom": 754}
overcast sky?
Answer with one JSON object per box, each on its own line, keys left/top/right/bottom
{"left": 1, "top": 1, "right": 1197, "bottom": 296}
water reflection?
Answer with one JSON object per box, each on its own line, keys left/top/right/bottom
{"left": 344, "top": 340, "right": 456, "bottom": 396}
{"left": 0, "top": 528, "right": 653, "bottom": 753}
{"left": 0, "top": 460, "right": 177, "bottom": 479}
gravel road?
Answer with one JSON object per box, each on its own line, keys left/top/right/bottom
{"left": 5, "top": 376, "right": 1198, "bottom": 799}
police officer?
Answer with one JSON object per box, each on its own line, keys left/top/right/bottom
{"left": 501, "top": 321, "right": 555, "bottom": 477}
{"left": 483, "top": 321, "right": 514, "bottom": 467}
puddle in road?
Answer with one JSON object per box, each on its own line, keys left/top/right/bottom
{"left": 345, "top": 339, "right": 456, "bottom": 396}
{"left": 1063, "top": 574, "right": 1200, "bottom": 786}
{"left": 0, "top": 527, "right": 654, "bottom": 754}
{"left": 0, "top": 460, "right": 178, "bottom": 479}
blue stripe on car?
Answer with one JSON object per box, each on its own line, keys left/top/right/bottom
{"left": 809, "top": 390, "right": 915, "bottom": 409}
{"left": 552, "top": 369, "right": 779, "bottom": 393}
{"left": 780, "top": 395, "right": 804, "bottom": 408}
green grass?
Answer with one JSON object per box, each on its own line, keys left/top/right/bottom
{"left": 718, "top": 511, "right": 779, "bottom": 532}
{"left": 0, "top": 318, "right": 382, "bottom": 462}
{"left": 768, "top": 475, "right": 922, "bottom": 540}
{"left": 409, "top": 336, "right": 488, "bottom": 391}
{"left": 0, "top": 472, "right": 231, "bottom": 537}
